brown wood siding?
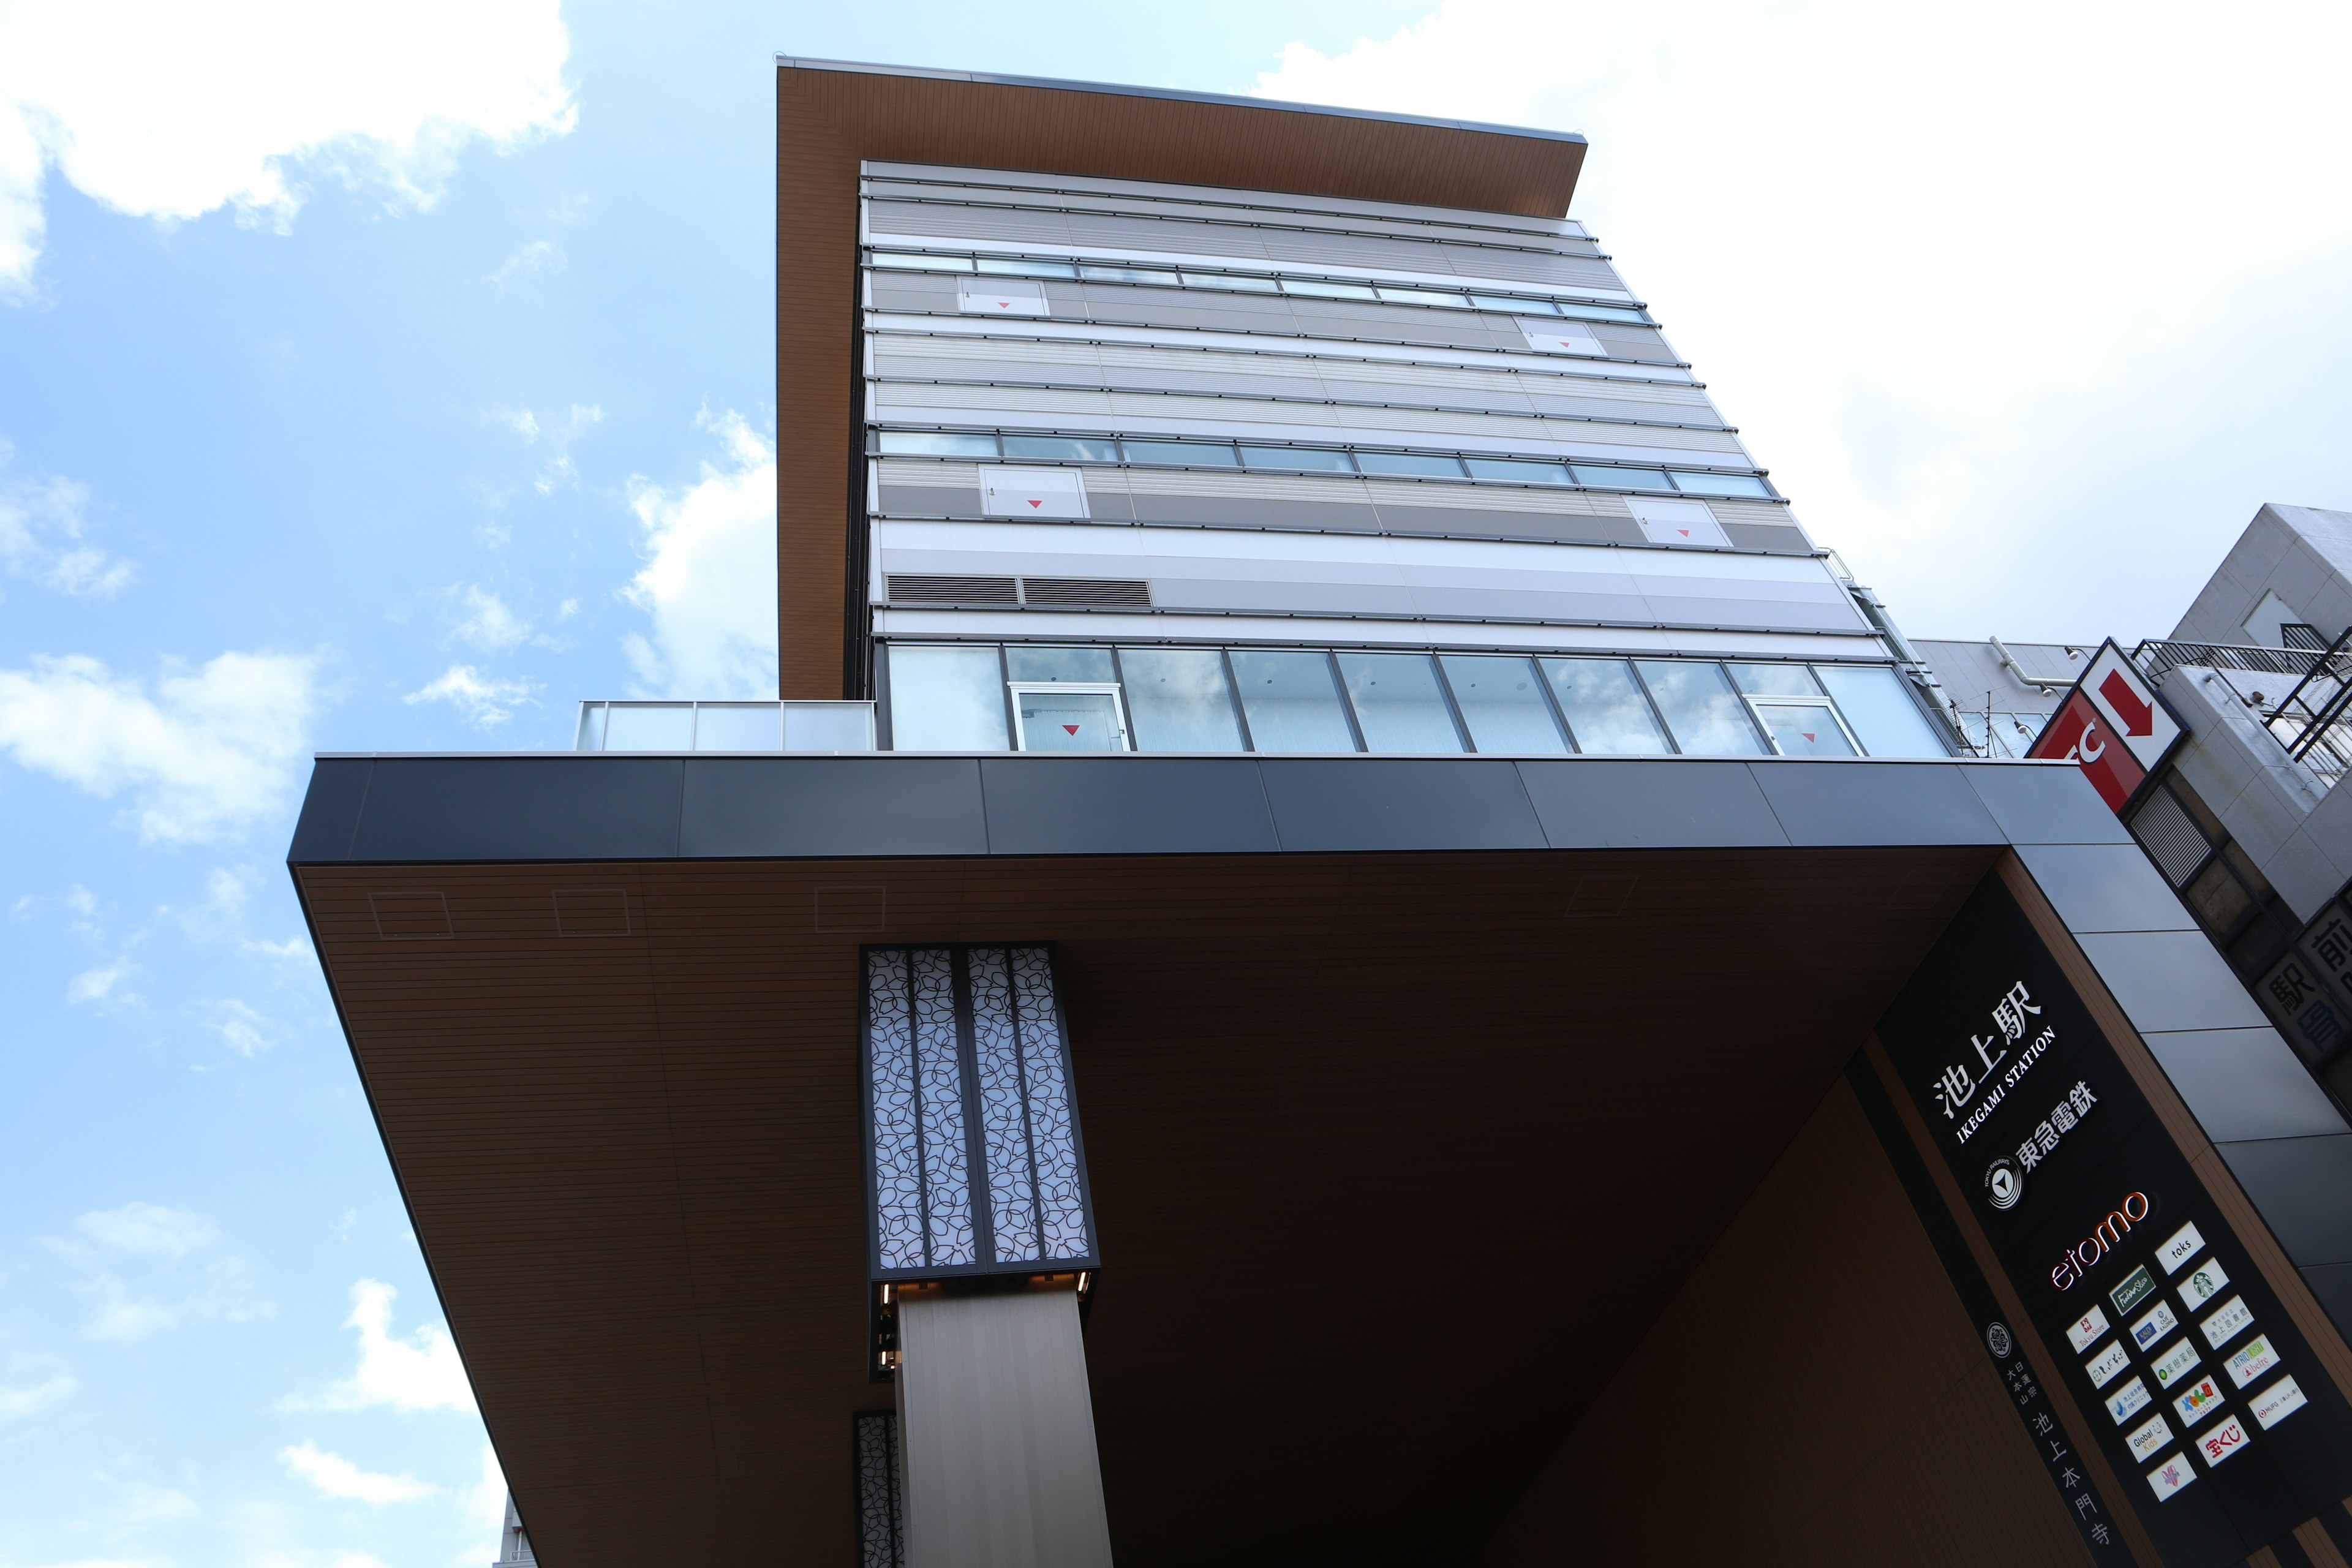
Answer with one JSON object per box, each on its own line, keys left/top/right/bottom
{"left": 776, "top": 64, "right": 1586, "bottom": 697}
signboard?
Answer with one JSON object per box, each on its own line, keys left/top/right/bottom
{"left": 978, "top": 466, "right": 1089, "bottom": 519}
{"left": 2027, "top": 639, "right": 2184, "bottom": 813}
{"left": 2256, "top": 894, "right": 2352, "bottom": 1067}
{"left": 1875, "top": 873, "right": 2352, "bottom": 1567}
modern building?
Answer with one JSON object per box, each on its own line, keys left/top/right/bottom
{"left": 295, "top": 60, "right": 2352, "bottom": 1568}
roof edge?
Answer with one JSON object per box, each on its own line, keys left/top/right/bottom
{"left": 775, "top": 54, "right": 1587, "bottom": 147}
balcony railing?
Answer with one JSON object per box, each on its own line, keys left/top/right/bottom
{"left": 2132, "top": 630, "right": 2352, "bottom": 785}
{"left": 575, "top": 700, "right": 876, "bottom": 753}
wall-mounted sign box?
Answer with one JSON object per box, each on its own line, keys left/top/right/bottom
{"left": 2027, "top": 639, "right": 2185, "bottom": 813}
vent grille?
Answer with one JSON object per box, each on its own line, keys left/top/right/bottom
{"left": 2129, "top": 787, "right": 2212, "bottom": 888}
{"left": 885, "top": 574, "right": 1019, "bottom": 604}
{"left": 1019, "top": 576, "right": 1153, "bottom": 607}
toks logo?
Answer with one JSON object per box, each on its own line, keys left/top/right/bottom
{"left": 2050, "top": 1191, "right": 2150, "bottom": 1290}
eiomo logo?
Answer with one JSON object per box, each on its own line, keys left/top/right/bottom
{"left": 2051, "top": 1191, "right": 2151, "bottom": 1290}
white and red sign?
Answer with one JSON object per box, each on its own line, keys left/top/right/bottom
{"left": 2252, "top": 1375, "right": 2307, "bottom": 1429}
{"left": 956, "top": 279, "right": 1048, "bottom": 315}
{"left": 2027, "top": 638, "right": 2184, "bottom": 813}
{"left": 2196, "top": 1413, "right": 2252, "bottom": 1466}
{"left": 2146, "top": 1452, "right": 2196, "bottom": 1501}
{"left": 1516, "top": 318, "right": 1607, "bottom": 356}
{"left": 978, "top": 466, "right": 1088, "bottom": 519}
{"left": 1627, "top": 497, "right": 1730, "bottom": 547}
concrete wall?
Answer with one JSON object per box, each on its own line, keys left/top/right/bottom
{"left": 2171, "top": 503, "right": 2352, "bottom": 647}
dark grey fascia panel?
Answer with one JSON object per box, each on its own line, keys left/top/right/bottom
{"left": 289, "top": 753, "right": 2121, "bottom": 865}
{"left": 777, "top": 55, "right": 1588, "bottom": 146}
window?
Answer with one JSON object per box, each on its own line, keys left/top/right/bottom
{"left": 979, "top": 466, "right": 1088, "bottom": 518}
{"left": 1009, "top": 684, "right": 1129, "bottom": 752}
{"left": 1751, "top": 701, "right": 1857, "bottom": 756}
{"left": 1557, "top": 303, "right": 1650, "bottom": 325}
{"left": 1540, "top": 658, "right": 1671, "bottom": 754}
{"left": 1336, "top": 653, "right": 1463, "bottom": 752}
{"left": 885, "top": 646, "right": 1009, "bottom": 750}
{"left": 1118, "top": 648, "right": 1246, "bottom": 751}
{"left": 1120, "top": 440, "right": 1237, "bottom": 467}
{"left": 1726, "top": 663, "right": 1823, "bottom": 697}
{"left": 1377, "top": 287, "right": 1469, "bottom": 309}
{"left": 1464, "top": 457, "right": 1572, "bottom": 485}
{"left": 1475, "top": 295, "right": 1555, "bottom": 314}
{"left": 1573, "top": 466, "right": 1674, "bottom": 492}
{"left": 1442, "top": 656, "right": 1567, "bottom": 753}
{"left": 870, "top": 252, "right": 971, "bottom": 272}
{"left": 976, "top": 257, "right": 1076, "bottom": 277}
{"left": 956, "top": 279, "right": 1047, "bottom": 316}
{"left": 1005, "top": 646, "right": 1117, "bottom": 684}
{"left": 1079, "top": 264, "right": 1180, "bottom": 285}
{"left": 1281, "top": 278, "right": 1381, "bottom": 301}
{"left": 879, "top": 431, "right": 999, "bottom": 458}
{"left": 1239, "top": 445, "right": 1352, "bottom": 473}
{"left": 1627, "top": 497, "right": 1730, "bottom": 547}
{"left": 1519, "top": 320, "right": 1608, "bottom": 357}
{"left": 1182, "top": 271, "right": 1279, "bottom": 292}
{"left": 1230, "top": 650, "right": 1357, "bottom": 752}
{"left": 1001, "top": 435, "right": 1119, "bottom": 463}
{"left": 1670, "top": 472, "right": 1775, "bottom": 499}
{"left": 1813, "top": 665, "right": 1950, "bottom": 757}
{"left": 1357, "top": 451, "right": 1466, "bottom": 478}
{"left": 1635, "top": 662, "right": 1765, "bottom": 755}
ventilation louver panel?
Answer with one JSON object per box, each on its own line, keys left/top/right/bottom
{"left": 1019, "top": 576, "right": 1152, "bottom": 607}
{"left": 2129, "top": 786, "right": 2212, "bottom": 888}
{"left": 885, "top": 573, "right": 1019, "bottom": 604}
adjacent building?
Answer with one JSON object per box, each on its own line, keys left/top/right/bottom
{"left": 298, "top": 61, "right": 2352, "bottom": 1568}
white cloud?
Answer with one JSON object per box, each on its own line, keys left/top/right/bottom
{"left": 622, "top": 412, "right": 778, "bottom": 698}
{"left": 0, "top": 1351, "right": 77, "bottom": 1420}
{"left": 404, "top": 664, "right": 535, "bottom": 729}
{"left": 443, "top": 585, "right": 531, "bottom": 651}
{"left": 1254, "top": 0, "right": 2352, "bottom": 643}
{"left": 466, "top": 1444, "right": 508, "bottom": 1559}
{"left": 489, "top": 238, "right": 564, "bottom": 287}
{"left": 67, "top": 954, "right": 139, "bottom": 1008}
{"left": 0, "top": 0, "right": 576, "bottom": 296}
{"left": 0, "top": 438, "right": 135, "bottom": 597}
{"left": 276, "top": 1442, "right": 434, "bottom": 1506}
{"left": 0, "top": 650, "right": 319, "bottom": 842}
{"left": 77, "top": 1202, "right": 219, "bottom": 1259}
{"left": 190, "top": 997, "right": 276, "bottom": 1057}
{"left": 491, "top": 402, "right": 602, "bottom": 494}
{"left": 291, "top": 1280, "right": 476, "bottom": 1414}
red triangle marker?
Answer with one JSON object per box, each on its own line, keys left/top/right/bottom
{"left": 1063, "top": 724, "right": 1080, "bottom": 735}
{"left": 1678, "top": 528, "right": 1691, "bottom": 536}
{"left": 1028, "top": 499, "right": 1042, "bottom": 507}
{"left": 1802, "top": 733, "right": 1816, "bottom": 742}
{"left": 997, "top": 300, "right": 1011, "bottom": 307}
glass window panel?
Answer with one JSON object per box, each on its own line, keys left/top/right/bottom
{"left": 1754, "top": 702, "right": 1856, "bottom": 757}
{"left": 870, "top": 251, "right": 972, "bottom": 272}
{"left": 1238, "top": 445, "right": 1353, "bottom": 473}
{"left": 878, "top": 431, "right": 1000, "bottom": 458}
{"left": 885, "top": 645, "right": 1009, "bottom": 750}
{"left": 1120, "top": 440, "right": 1238, "bottom": 467}
{"left": 1012, "top": 687, "right": 1125, "bottom": 752}
{"left": 783, "top": 703, "right": 874, "bottom": 752}
{"left": 575, "top": 703, "right": 606, "bottom": 752}
{"left": 1079, "top": 264, "right": 1180, "bottom": 285}
{"left": 975, "top": 257, "right": 1076, "bottom": 277}
{"left": 1635, "top": 662, "right": 1765, "bottom": 755}
{"left": 693, "top": 703, "right": 782, "bottom": 751}
{"left": 1355, "top": 451, "right": 1466, "bottom": 478}
{"left": 1005, "top": 646, "right": 1117, "bottom": 683}
{"left": 1441, "top": 656, "right": 1566, "bottom": 753}
{"left": 1726, "top": 663, "right": 1823, "bottom": 697}
{"left": 1280, "top": 277, "right": 1381, "bottom": 300}
{"left": 1555, "top": 303, "right": 1649, "bottom": 324}
{"left": 1464, "top": 457, "right": 1572, "bottom": 484}
{"left": 1119, "top": 648, "right": 1245, "bottom": 752}
{"left": 1001, "top": 435, "right": 1119, "bottom": 462}
{"left": 603, "top": 703, "right": 695, "bottom": 751}
{"left": 1539, "top": 659, "right": 1670, "bottom": 755}
{"left": 1181, "top": 271, "right": 1279, "bottom": 292}
{"left": 1472, "top": 294, "right": 1555, "bottom": 314}
{"left": 1572, "top": 465, "right": 1675, "bottom": 491}
{"left": 1336, "top": 653, "right": 1463, "bottom": 753}
{"left": 1814, "top": 665, "right": 1950, "bottom": 757}
{"left": 1376, "top": 287, "right": 1469, "bottom": 308}
{"left": 1670, "top": 471, "right": 1775, "bottom": 498}
{"left": 1230, "top": 650, "right": 1357, "bottom": 752}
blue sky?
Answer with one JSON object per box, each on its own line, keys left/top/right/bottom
{"left": 1, "top": 3, "right": 2348, "bottom": 1567}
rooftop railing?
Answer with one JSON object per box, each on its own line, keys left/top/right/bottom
{"left": 575, "top": 700, "right": 876, "bottom": 753}
{"left": 2132, "top": 629, "right": 2352, "bottom": 785}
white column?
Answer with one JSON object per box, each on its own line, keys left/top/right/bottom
{"left": 895, "top": 1287, "right": 1113, "bottom": 1568}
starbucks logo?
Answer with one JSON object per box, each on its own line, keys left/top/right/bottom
{"left": 1987, "top": 1322, "right": 2014, "bottom": 1359}
{"left": 1986, "top": 1156, "right": 2025, "bottom": 1211}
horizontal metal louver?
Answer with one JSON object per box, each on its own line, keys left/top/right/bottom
{"left": 2128, "top": 786, "right": 2212, "bottom": 887}
{"left": 885, "top": 573, "right": 1019, "bottom": 604}
{"left": 1019, "top": 577, "right": 1152, "bottom": 607}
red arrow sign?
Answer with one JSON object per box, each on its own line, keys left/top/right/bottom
{"left": 2099, "top": 669, "right": 2155, "bottom": 736}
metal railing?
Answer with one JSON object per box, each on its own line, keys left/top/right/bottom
{"left": 2131, "top": 630, "right": 2352, "bottom": 783}
{"left": 575, "top": 699, "right": 876, "bottom": 753}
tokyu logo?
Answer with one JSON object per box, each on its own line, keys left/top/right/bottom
{"left": 2051, "top": 1191, "right": 2151, "bottom": 1290}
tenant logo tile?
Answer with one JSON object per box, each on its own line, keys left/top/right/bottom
{"left": 2130, "top": 1300, "right": 2179, "bottom": 1351}
{"left": 2198, "top": 1296, "right": 2254, "bottom": 1351}
{"left": 2109, "top": 1264, "right": 2157, "bottom": 1317}
{"left": 2195, "top": 1414, "right": 2250, "bottom": 1466}
{"left": 956, "top": 278, "right": 1048, "bottom": 315}
{"left": 2064, "top": 1304, "right": 2111, "bottom": 1353}
{"left": 2156, "top": 1221, "right": 2204, "bottom": 1275}
{"left": 978, "top": 466, "right": 1089, "bottom": 519}
{"left": 2250, "top": 1375, "right": 2307, "bottom": 1430}
{"left": 2171, "top": 1374, "right": 2226, "bottom": 1428}
{"left": 2150, "top": 1336, "right": 2203, "bottom": 1390}
{"left": 2105, "top": 1376, "right": 2152, "bottom": 1425}
{"left": 1516, "top": 318, "right": 1608, "bottom": 356}
{"left": 2125, "top": 1411, "right": 2175, "bottom": 1464}
{"left": 2085, "top": 1339, "right": 2133, "bottom": 1389}
{"left": 2179, "top": 1258, "right": 2230, "bottom": 1311}
{"left": 2144, "top": 1452, "right": 2196, "bottom": 1501}
{"left": 2225, "top": 1334, "right": 2279, "bottom": 1390}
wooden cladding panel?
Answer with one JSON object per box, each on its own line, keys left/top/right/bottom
{"left": 776, "top": 63, "right": 1586, "bottom": 697}
{"left": 303, "top": 843, "right": 1988, "bottom": 1568}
